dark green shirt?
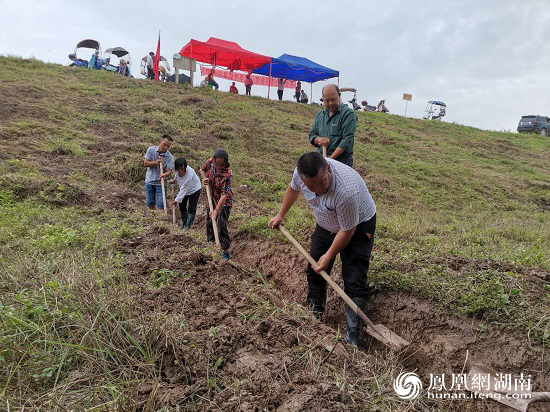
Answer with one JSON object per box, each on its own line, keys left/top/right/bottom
{"left": 308, "top": 103, "right": 357, "bottom": 156}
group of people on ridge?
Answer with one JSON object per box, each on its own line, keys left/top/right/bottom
{"left": 199, "top": 71, "right": 309, "bottom": 102}
{"left": 143, "top": 83, "right": 376, "bottom": 348}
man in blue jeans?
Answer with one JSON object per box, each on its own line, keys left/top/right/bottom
{"left": 143, "top": 134, "right": 174, "bottom": 209}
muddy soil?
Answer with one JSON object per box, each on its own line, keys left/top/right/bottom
{"left": 231, "top": 235, "right": 549, "bottom": 411}
{"left": 120, "top": 226, "right": 392, "bottom": 411}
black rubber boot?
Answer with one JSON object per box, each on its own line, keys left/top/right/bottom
{"left": 180, "top": 212, "right": 188, "bottom": 230}
{"left": 345, "top": 297, "right": 367, "bottom": 347}
{"left": 307, "top": 284, "right": 327, "bottom": 320}
{"left": 186, "top": 213, "right": 195, "bottom": 229}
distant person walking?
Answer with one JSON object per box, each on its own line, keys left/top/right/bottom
{"left": 277, "top": 78, "right": 286, "bottom": 100}
{"left": 309, "top": 84, "right": 357, "bottom": 167}
{"left": 295, "top": 81, "right": 302, "bottom": 102}
{"left": 245, "top": 73, "right": 253, "bottom": 96}
{"left": 146, "top": 52, "right": 155, "bottom": 80}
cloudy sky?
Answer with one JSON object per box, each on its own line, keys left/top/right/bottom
{"left": 1, "top": 0, "right": 549, "bottom": 131}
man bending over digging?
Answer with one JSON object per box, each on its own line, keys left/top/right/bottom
{"left": 268, "top": 152, "right": 376, "bottom": 347}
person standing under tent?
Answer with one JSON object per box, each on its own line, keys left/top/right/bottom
{"left": 277, "top": 78, "right": 286, "bottom": 100}
{"left": 207, "top": 70, "right": 219, "bottom": 90}
{"left": 295, "top": 81, "right": 302, "bottom": 102}
{"left": 308, "top": 84, "right": 357, "bottom": 167}
{"left": 245, "top": 73, "right": 253, "bottom": 96}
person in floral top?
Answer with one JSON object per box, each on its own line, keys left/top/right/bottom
{"left": 200, "top": 149, "right": 233, "bottom": 260}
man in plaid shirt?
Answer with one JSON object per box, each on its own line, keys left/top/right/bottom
{"left": 200, "top": 149, "right": 233, "bottom": 260}
{"left": 269, "top": 152, "right": 376, "bottom": 347}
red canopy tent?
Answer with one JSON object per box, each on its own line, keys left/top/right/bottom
{"left": 179, "top": 37, "right": 274, "bottom": 97}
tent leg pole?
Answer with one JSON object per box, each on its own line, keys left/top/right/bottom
{"left": 310, "top": 83, "right": 313, "bottom": 104}
{"left": 190, "top": 44, "right": 193, "bottom": 86}
{"left": 337, "top": 76, "right": 339, "bottom": 87}
{"left": 267, "top": 61, "right": 272, "bottom": 100}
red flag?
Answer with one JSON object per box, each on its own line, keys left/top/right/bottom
{"left": 153, "top": 32, "right": 161, "bottom": 82}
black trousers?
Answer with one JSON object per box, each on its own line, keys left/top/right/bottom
{"left": 178, "top": 189, "right": 200, "bottom": 216}
{"left": 245, "top": 85, "right": 252, "bottom": 95}
{"left": 206, "top": 205, "right": 231, "bottom": 251}
{"left": 307, "top": 214, "right": 376, "bottom": 299}
{"left": 277, "top": 90, "right": 283, "bottom": 100}
{"left": 295, "top": 92, "right": 300, "bottom": 102}
{"left": 147, "top": 67, "right": 154, "bottom": 80}
{"left": 335, "top": 153, "right": 353, "bottom": 167}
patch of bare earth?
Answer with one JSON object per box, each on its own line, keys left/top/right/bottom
{"left": 231, "top": 235, "right": 549, "bottom": 411}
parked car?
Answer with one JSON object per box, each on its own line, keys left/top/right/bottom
{"left": 517, "top": 115, "right": 550, "bottom": 136}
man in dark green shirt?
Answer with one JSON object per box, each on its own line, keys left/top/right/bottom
{"left": 309, "top": 84, "right": 357, "bottom": 167}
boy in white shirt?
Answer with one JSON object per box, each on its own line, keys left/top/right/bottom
{"left": 170, "top": 157, "right": 202, "bottom": 229}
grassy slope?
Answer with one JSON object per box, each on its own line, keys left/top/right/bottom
{"left": 0, "top": 57, "right": 549, "bottom": 409}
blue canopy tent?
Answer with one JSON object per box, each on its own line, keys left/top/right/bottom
{"left": 253, "top": 54, "right": 339, "bottom": 101}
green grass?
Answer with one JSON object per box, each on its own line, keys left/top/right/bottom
{"left": 0, "top": 55, "right": 548, "bottom": 409}
{"left": 0, "top": 190, "right": 155, "bottom": 408}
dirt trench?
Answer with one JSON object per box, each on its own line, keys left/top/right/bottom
{"left": 92, "top": 183, "right": 548, "bottom": 410}
{"left": 230, "top": 234, "right": 549, "bottom": 401}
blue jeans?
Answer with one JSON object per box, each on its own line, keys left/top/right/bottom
{"left": 145, "top": 182, "right": 166, "bottom": 209}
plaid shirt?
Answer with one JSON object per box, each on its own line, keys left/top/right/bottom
{"left": 201, "top": 158, "right": 233, "bottom": 208}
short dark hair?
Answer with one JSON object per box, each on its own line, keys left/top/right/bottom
{"left": 297, "top": 152, "right": 328, "bottom": 179}
{"left": 160, "top": 134, "right": 173, "bottom": 142}
{"left": 213, "top": 149, "right": 230, "bottom": 167}
{"left": 174, "top": 157, "right": 187, "bottom": 171}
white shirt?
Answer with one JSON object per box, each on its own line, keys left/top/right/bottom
{"left": 146, "top": 54, "right": 154, "bottom": 69}
{"left": 174, "top": 166, "right": 202, "bottom": 203}
{"left": 278, "top": 79, "right": 286, "bottom": 91}
{"left": 290, "top": 158, "right": 376, "bottom": 233}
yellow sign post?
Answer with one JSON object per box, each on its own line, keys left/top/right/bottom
{"left": 403, "top": 93, "right": 412, "bottom": 116}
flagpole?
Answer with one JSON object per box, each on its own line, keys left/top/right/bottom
{"left": 267, "top": 61, "right": 272, "bottom": 100}
{"left": 154, "top": 30, "right": 161, "bottom": 83}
